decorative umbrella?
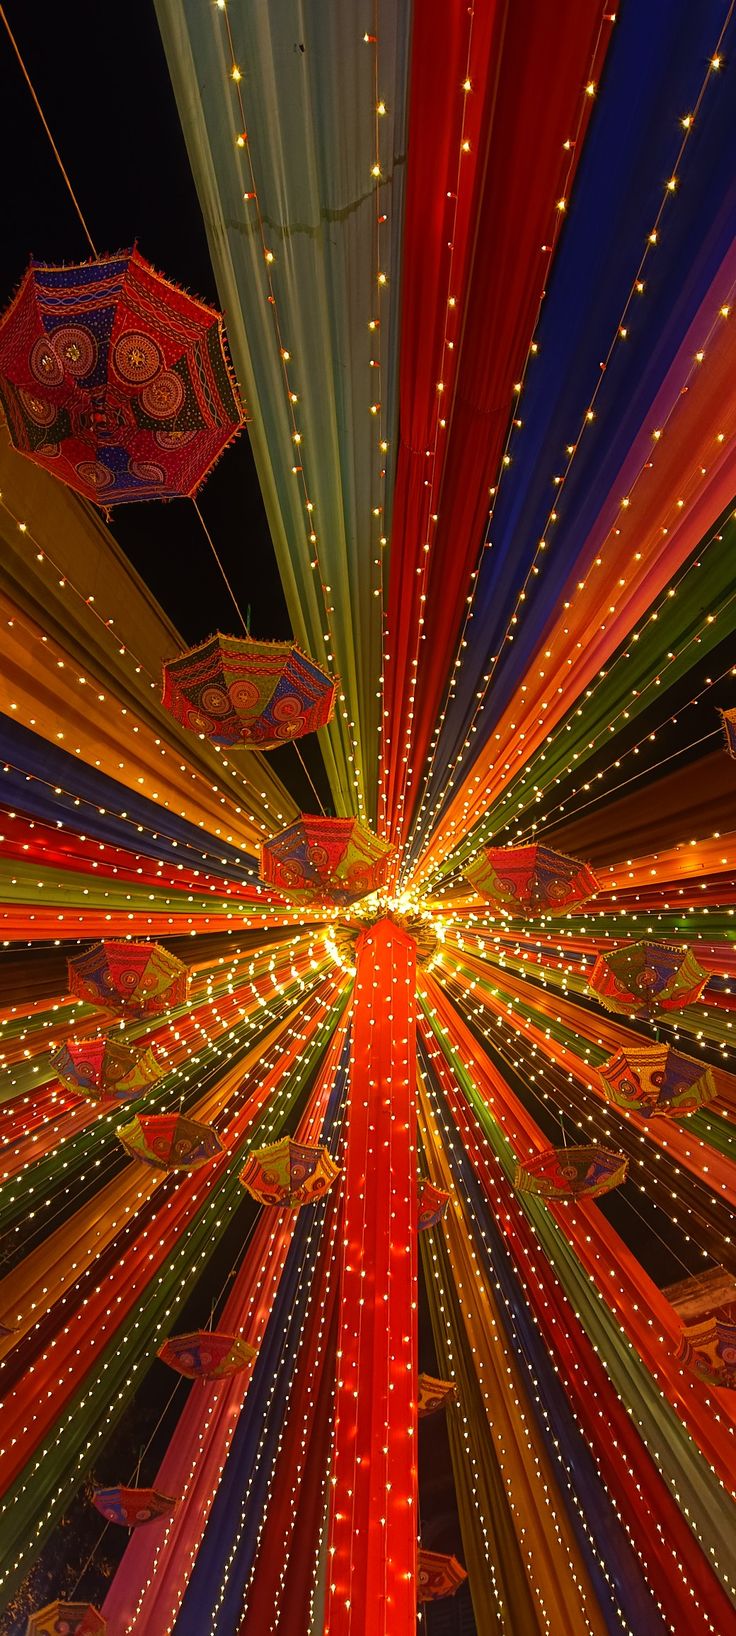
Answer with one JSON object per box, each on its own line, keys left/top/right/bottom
{"left": 418, "top": 1178, "right": 450, "bottom": 1231}
{"left": 50, "top": 1036, "right": 164, "bottom": 1104}
{"left": 260, "top": 816, "right": 394, "bottom": 906}
{"left": 589, "top": 941, "right": 708, "bottom": 1017}
{"left": 158, "top": 1330, "right": 257, "bottom": 1380}
{"left": 117, "top": 1113, "right": 222, "bottom": 1171}
{"left": 465, "top": 843, "right": 599, "bottom": 914}
{"left": 417, "top": 1550, "right": 468, "bottom": 1601}
{"left": 67, "top": 941, "right": 188, "bottom": 1017}
{"left": 676, "top": 1317, "right": 736, "bottom": 1390}
{"left": 515, "top": 1145, "right": 628, "bottom": 1199}
{"left": 239, "top": 1136, "right": 340, "bottom": 1208}
{"left": 418, "top": 1373, "right": 457, "bottom": 1417}
{"left": 600, "top": 1044, "right": 716, "bottom": 1118}
{"left": 92, "top": 1485, "right": 177, "bottom": 1526}
{"left": 162, "top": 633, "right": 337, "bottom": 749}
{"left": 25, "top": 1605, "right": 106, "bottom": 1636}
{"left": 718, "top": 706, "right": 736, "bottom": 759}
{"left": 665, "top": 1267, "right": 736, "bottom": 1386}
{"left": 0, "top": 249, "right": 244, "bottom": 504}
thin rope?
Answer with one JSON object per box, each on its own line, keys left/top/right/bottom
{"left": 192, "top": 497, "right": 249, "bottom": 636}
{"left": 193, "top": 499, "right": 327, "bottom": 813}
{"left": 0, "top": 6, "right": 97, "bottom": 256}
{"left": 294, "top": 741, "right": 326, "bottom": 815}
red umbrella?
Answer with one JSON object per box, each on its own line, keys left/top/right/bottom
{"left": 239, "top": 1136, "right": 340, "bottom": 1208}
{"left": 515, "top": 1145, "right": 627, "bottom": 1199}
{"left": 117, "top": 1113, "right": 222, "bottom": 1171}
{"left": 25, "top": 1605, "right": 106, "bottom": 1636}
{"left": 418, "top": 1178, "right": 450, "bottom": 1231}
{"left": 599, "top": 1044, "right": 716, "bottom": 1118}
{"left": 418, "top": 1373, "right": 457, "bottom": 1417}
{"left": 67, "top": 941, "right": 188, "bottom": 1018}
{"left": 158, "top": 1330, "right": 257, "bottom": 1380}
{"left": 417, "top": 1550, "right": 468, "bottom": 1601}
{"left": 162, "top": 633, "right": 337, "bottom": 750}
{"left": 0, "top": 249, "right": 244, "bottom": 504}
{"left": 589, "top": 940, "right": 708, "bottom": 1017}
{"left": 260, "top": 816, "right": 394, "bottom": 906}
{"left": 719, "top": 706, "right": 736, "bottom": 759}
{"left": 92, "top": 1485, "right": 177, "bottom": 1527}
{"left": 50, "top": 1035, "right": 164, "bottom": 1103}
{"left": 465, "top": 842, "right": 599, "bottom": 914}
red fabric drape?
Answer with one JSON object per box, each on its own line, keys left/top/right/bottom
{"left": 382, "top": 0, "right": 611, "bottom": 844}
{"left": 239, "top": 1298, "right": 339, "bottom": 1635}
{"left": 324, "top": 920, "right": 418, "bottom": 1636}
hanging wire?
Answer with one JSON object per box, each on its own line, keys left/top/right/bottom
{"left": 0, "top": 6, "right": 97, "bottom": 256}
{"left": 192, "top": 499, "right": 327, "bottom": 814}
{"left": 192, "top": 496, "right": 250, "bottom": 637}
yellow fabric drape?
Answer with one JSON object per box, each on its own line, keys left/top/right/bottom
{"left": 418, "top": 1075, "right": 610, "bottom": 1636}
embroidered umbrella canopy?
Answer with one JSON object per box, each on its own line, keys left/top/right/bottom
{"left": 239, "top": 1136, "right": 339, "bottom": 1208}
{"left": 465, "top": 843, "right": 599, "bottom": 914}
{"left": 91, "top": 1486, "right": 177, "bottom": 1527}
{"left": 418, "top": 1374, "right": 457, "bottom": 1418}
{"left": 158, "top": 1330, "right": 257, "bottom": 1380}
{"left": 25, "top": 1605, "right": 106, "bottom": 1636}
{"left": 718, "top": 706, "right": 736, "bottom": 758}
{"left": 600, "top": 1045, "right": 717, "bottom": 1118}
{"left": 418, "top": 1179, "right": 450, "bottom": 1231}
{"left": 417, "top": 1551, "right": 468, "bottom": 1601}
{"left": 677, "top": 1318, "right": 736, "bottom": 1391}
{"left": 0, "top": 249, "right": 243, "bottom": 504}
{"left": 162, "top": 633, "right": 337, "bottom": 749}
{"left": 515, "top": 1145, "right": 628, "bottom": 1199}
{"left": 50, "top": 1036, "right": 164, "bottom": 1104}
{"left": 67, "top": 941, "right": 188, "bottom": 1017}
{"left": 260, "top": 816, "right": 394, "bottom": 905}
{"left": 589, "top": 941, "right": 709, "bottom": 1017}
{"left": 117, "top": 1113, "right": 222, "bottom": 1171}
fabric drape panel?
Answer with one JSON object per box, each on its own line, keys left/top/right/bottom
{"left": 155, "top": 0, "right": 413, "bottom": 819}
{"left": 419, "top": 1230, "right": 530, "bottom": 1636}
{"left": 382, "top": 0, "right": 611, "bottom": 843}
{"left": 417, "top": 1085, "right": 613, "bottom": 1636}
{"left": 172, "top": 1187, "right": 341, "bottom": 1634}
{"left": 324, "top": 920, "right": 418, "bottom": 1636}
{"left": 238, "top": 1298, "right": 338, "bottom": 1636}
